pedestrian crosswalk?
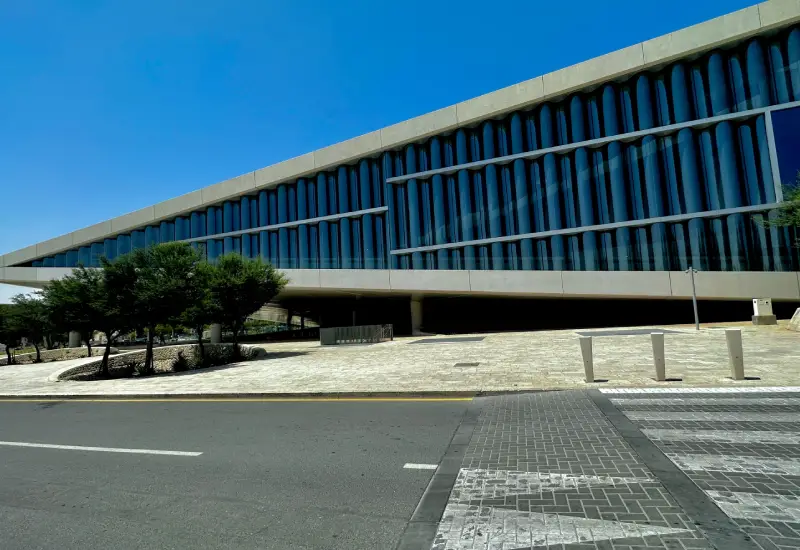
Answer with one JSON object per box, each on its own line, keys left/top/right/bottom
{"left": 610, "top": 390, "right": 800, "bottom": 550}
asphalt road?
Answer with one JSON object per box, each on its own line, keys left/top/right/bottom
{"left": 0, "top": 399, "right": 469, "bottom": 550}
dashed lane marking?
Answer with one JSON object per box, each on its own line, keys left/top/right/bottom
{"left": 0, "top": 440, "right": 202, "bottom": 457}
{"left": 404, "top": 463, "right": 438, "bottom": 470}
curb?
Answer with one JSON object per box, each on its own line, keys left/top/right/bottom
{"left": 0, "top": 391, "right": 481, "bottom": 401}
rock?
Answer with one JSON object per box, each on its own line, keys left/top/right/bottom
{"left": 789, "top": 308, "right": 800, "bottom": 332}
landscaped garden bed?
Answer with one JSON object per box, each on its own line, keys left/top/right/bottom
{"left": 57, "top": 343, "right": 265, "bottom": 381}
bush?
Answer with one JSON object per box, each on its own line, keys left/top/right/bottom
{"left": 172, "top": 351, "right": 191, "bottom": 372}
{"left": 132, "top": 359, "right": 151, "bottom": 377}
{"left": 198, "top": 345, "right": 233, "bottom": 369}
{"left": 195, "top": 344, "right": 257, "bottom": 369}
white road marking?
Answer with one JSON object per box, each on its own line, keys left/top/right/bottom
{"left": 706, "top": 490, "right": 800, "bottom": 522}
{"left": 0, "top": 440, "right": 202, "bottom": 457}
{"left": 668, "top": 453, "right": 800, "bottom": 475}
{"left": 451, "top": 469, "right": 655, "bottom": 500}
{"left": 644, "top": 428, "right": 800, "bottom": 445}
{"left": 612, "top": 397, "right": 800, "bottom": 405}
{"left": 624, "top": 411, "right": 800, "bottom": 422}
{"left": 601, "top": 387, "right": 800, "bottom": 394}
{"left": 434, "top": 504, "right": 692, "bottom": 549}
{"left": 404, "top": 463, "right": 438, "bottom": 470}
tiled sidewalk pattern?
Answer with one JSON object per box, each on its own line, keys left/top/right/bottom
{"left": 431, "top": 392, "right": 711, "bottom": 549}
{"left": 0, "top": 323, "right": 798, "bottom": 396}
{"left": 609, "top": 390, "right": 800, "bottom": 550}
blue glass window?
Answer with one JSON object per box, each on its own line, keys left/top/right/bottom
{"left": 772, "top": 106, "right": 800, "bottom": 187}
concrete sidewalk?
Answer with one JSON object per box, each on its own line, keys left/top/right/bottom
{"left": 0, "top": 323, "right": 798, "bottom": 398}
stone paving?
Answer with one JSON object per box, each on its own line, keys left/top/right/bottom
{"left": 427, "top": 389, "right": 800, "bottom": 549}
{"left": 0, "top": 322, "right": 798, "bottom": 396}
{"left": 432, "top": 392, "right": 712, "bottom": 549}
{"left": 608, "top": 388, "right": 800, "bottom": 550}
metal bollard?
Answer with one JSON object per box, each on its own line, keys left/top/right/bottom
{"left": 726, "top": 328, "right": 745, "bottom": 380}
{"left": 579, "top": 336, "right": 594, "bottom": 383}
{"left": 651, "top": 332, "right": 666, "bottom": 381}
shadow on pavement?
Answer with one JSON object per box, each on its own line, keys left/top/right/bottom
{"left": 162, "top": 351, "right": 310, "bottom": 378}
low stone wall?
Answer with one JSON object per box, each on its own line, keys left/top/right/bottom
{"left": 0, "top": 347, "right": 118, "bottom": 366}
{"left": 57, "top": 343, "right": 266, "bottom": 381}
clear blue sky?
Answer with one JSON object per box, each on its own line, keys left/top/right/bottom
{"left": 0, "top": 0, "right": 757, "bottom": 302}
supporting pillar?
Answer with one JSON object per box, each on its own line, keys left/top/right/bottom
{"left": 68, "top": 331, "right": 81, "bottom": 349}
{"left": 210, "top": 324, "right": 222, "bottom": 344}
{"left": 300, "top": 316, "right": 306, "bottom": 330}
{"left": 410, "top": 297, "right": 423, "bottom": 336}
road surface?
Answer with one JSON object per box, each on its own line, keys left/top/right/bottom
{"left": 0, "top": 399, "right": 469, "bottom": 549}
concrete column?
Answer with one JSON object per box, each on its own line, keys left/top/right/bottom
{"left": 68, "top": 331, "right": 81, "bottom": 349}
{"left": 210, "top": 324, "right": 222, "bottom": 344}
{"left": 726, "top": 328, "right": 745, "bottom": 380}
{"left": 410, "top": 297, "right": 423, "bottom": 336}
{"left": 579, "top": 336, "right": 594, "bottom": 383}
{"left": 300, "top": 316, "right": 306, "bottom": 330}
{"left": 651, "top": 332, "right": 665, "bottom": 381}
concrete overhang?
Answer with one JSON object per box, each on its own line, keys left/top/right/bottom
{"left": 4, "top": 268, "right": 798, "bottom": 302}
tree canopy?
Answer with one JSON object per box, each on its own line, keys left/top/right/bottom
{"left": 774, "top": 175, "right": 800, "bottom": 231}
{"left": 0, "top": 304, "right": 22, "bottom": 365}
{"left": 8, "top": 294, "right": 50, "bottom": 363}
{"left": 40, "top": 265, "right": 104, "bottom": 357}
{"left": 210, "top": 254, "right": 288, "bottom": 351}
{"left": 125, "top": 243, "right": 204, "bottom": 374}
{"left": 7, "top": 243, "right": 288, "bottom": 374}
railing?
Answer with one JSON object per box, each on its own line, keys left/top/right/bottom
{"left": 319, "top": 324, "right": 394, "bottom": 346}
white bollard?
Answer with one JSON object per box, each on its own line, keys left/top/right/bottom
{"left": 651, "top": 332, "right": 665, "bottom": 381}
{"left": 579, "top": 336, "right": 594, "bottom": 383}
{"left": 725, "top": 328, "right": 745, "bottom": 380}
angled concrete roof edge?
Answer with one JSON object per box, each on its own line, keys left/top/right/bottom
{"left": 3, "top": 0, "right": 799, "bottom": 266}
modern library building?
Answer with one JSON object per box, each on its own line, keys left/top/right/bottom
{"left": 2, "top": 0, "right": 800, "bottom": 333}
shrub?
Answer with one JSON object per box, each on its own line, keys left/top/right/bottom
{"left": 132, "top": 359, "right": 151, "bottom": 377}
{"left": 172, "top": 351, "right": 192, "bottom": 372}
{"left": 197, "top": 345, "right": 233, "bottom": 369}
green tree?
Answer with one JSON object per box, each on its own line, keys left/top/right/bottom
{"left": 180, "top": 260, "right": 218, "bottom": 362}
{"left": 210, "top": 254, "right": 287, "bottom": 355}
{"left": 0, "top": 304, "right": 22, "bottom": 365}
{"left": 129, "top": 243, "right": 202, "bottom": 374}
{"left": 8, "top": 294, "right": 50, "bottom": 363}
{"left": 40, "top": 266, "right": 105, "bottom": 357}
{"left": 98, "top": 254, "right": 139, "bottom": 376}
{"left": 773, "top": 174, "right": 800, "bottom": 231}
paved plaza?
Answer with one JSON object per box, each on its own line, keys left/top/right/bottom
{"left": 0, "top": 322, "right": 797, "bottom": 397}
{"left": 1, "top": 324, "right": 800, "bottom": 549}
{"left": 425, "top": 388, "right": 800, "bottom": 550}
